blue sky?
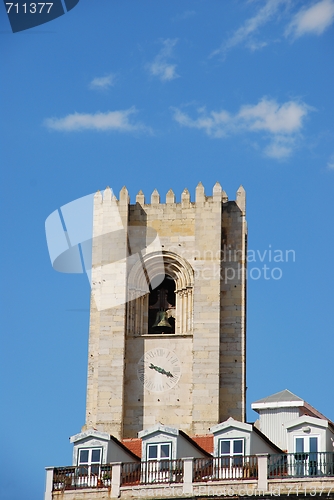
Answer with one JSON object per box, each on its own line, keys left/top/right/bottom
{"left": 1, "top": 1, "right": 334, "bottom": 499}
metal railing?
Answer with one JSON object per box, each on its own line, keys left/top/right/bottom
{"left": 193, "top": 456, "right": 258, "bottom": 482}
{"left": 53, "top": 465, "right": 112, "bottom": 490}
{"left": 122, "top": 459, "right": 183, "bottom": 486}
{"left": 52, "top": 453, "right": 334, "bottom": 491}
{"left": 269, "top": 453, "right": 334, "bottom": 478}
{"left": 121, "top": 462, "right": 141, "bottom": 485}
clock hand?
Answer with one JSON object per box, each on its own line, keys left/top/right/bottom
{"left": 149, "top": 363, "right": 173, "bottom": 378}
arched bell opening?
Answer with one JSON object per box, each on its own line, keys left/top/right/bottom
{"left": 126, "top": 251, "right": 193, "bottom": 336}
{"left": 148, "top": 275, "right": 176, "bottom": 334}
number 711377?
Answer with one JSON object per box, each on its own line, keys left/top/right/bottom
{"left": 6, "top": 3, "right": 53, "bottom": 14}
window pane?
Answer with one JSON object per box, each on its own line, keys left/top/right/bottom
{"left": 160, "top": 460, "right": 170, "bottom": 471}
{"left": 91, "top": 465, "right": 100, "bottom": 475}
{"left": 220, "top": 441, "right": 230, "bottom": 455}
{"left": 309, "top": 437, "right": 318, "bottom": 469}
{"left": 161, "top": 444, "right": 170, "bottom": 459}
{"left": 78, "top": 465, "right": 88, "bottom": 476}
{"left": 79, "top": 450, "right": 89, "bottom": 464}
{"left": 233, "top": 440, "right": 243, "bottom": 454}
{"left": 310, "top": 437, "right": 318, "bottom": 453}
{"left": 233, "top": 456, "right": 243, "bottom": 467}
{"left": 148, "top": 445, "right": 158, "bottom": 459}
{"left": 91, "top": 449, "right": 101, "bottom": 463}
{"left": 296, "top": 438, "right": 304, "bottom": 453}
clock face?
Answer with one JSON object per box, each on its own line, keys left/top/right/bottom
{"left": 137, "top": 348, "right": 181, "bottom": 393}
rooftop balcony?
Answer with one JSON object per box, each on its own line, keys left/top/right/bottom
{"left": 45, "top": 453, "right": 334, "bottom": 499}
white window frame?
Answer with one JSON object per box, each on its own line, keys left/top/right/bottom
{"left": 217, "top": 438, "right": 245, "bottom": 479}
{"left": 294, "top": 435, "right": 319, "bottom": 453}
{"left": 293, "top": 435, "right": 320, "bottom": 476}
{"left": 147, "top": 442, "right": 172, "bottom": 462}
{"left": 144, "top": 442, "right": 173, "bottom": 483}
{"left": 218, "top": 438, "right": 245, "bottom": 466}
{"left": 77, "top": 447, "right": 103, "bottom": 477}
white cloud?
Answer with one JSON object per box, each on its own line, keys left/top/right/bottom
{"left": 286, "top": 0, "right": 334, "bottom": 38}
{"left": 212, "top": 0, "right": 288, "bottom": 56}
{"left": 327, "top": 153, "right": 334, "bottom": 170}
{"left": 150, "top": 61, "right": 177, "bottom": 81}
{"left": 237, "top": 99, "right": 310, "bottom": 134}
{"left": 147, "top": 39, "right": 179, "bottom": 81}
{"left": 173, "top": 98, "right": 312, "bottom": 159}
{"left": 44, "top": 108, "right": 150, "bottom": 133}
{"left": 172, "top": 107, "right": 231, "bottom": 137}
{"left": 264, "top": 135, "right": 296, "bottom": 159}
{"left": 212, "top": 0, "right": 333, "bottom": 57}
{"left": 246, "top": 39, "right": 269, "bottom": 51}
{"left": 173, "top": 10, "right": 196, "bottom": 22}
{"left": 89, "top": 74, "right": 116, "bottom": 90}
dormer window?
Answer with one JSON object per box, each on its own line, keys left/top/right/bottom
{"left": 144, "top": 442, "right": 172, "bottom": 483}
{"left": 219, "top": 439, "right": 244, "bottom": 466}
{"left": 147, "top": 442, "right": 172, "bottom": 462}
{"left": 78, "top": 447, "right": 102, "bottom": 476}
{"left": 217, "top": 438, "right": 245, "bottom": 479}
{"left": 295, "top": 436, "right": 318, "bottom": 476}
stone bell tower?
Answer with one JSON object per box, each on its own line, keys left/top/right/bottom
{"left": 83, "top": 182, "right": 247, "bottom": 439}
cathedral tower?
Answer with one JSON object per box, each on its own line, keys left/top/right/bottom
{"left": 83, "top": 182, "right": 247, "bottom": 439}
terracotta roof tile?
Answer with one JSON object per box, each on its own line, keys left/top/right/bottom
{"left": 122, "top": 434, "right": 215, "bottom": 457}
{"left": 191, "top": 435, "right": 214, "bottom": 454}
{"left": 122, "top": 438, "right": 142, "bottom": 458}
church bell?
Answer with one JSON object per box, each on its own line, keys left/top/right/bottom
{"left": 152, "top": 310, "right": 172, "bottom": 332}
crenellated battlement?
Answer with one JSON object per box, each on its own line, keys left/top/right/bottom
{"left": 95, "top": 182, "right": 246, "bottom": 213}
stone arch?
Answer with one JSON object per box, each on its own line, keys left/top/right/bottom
{"left": 127, "top": 251, "right": 193, "bottom": 335}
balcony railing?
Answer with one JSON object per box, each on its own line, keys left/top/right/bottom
{"left": 53, "top": 465, "right": 112, "bottom": 490}
{"left": 51, "top": 453, "right": 334, "bottom": 493}
{"left": 269, "top": 452, "right": 334, "bottom": 478}
{"left": 122, "top": 459, "right": 184, "bottom": 486}
{"left": 193, "top": 455, "right": 258, "bottom": 482}
{"left": 121, "top": 462, "right": 141, "bottom": 485}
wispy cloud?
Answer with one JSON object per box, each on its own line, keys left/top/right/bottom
{"left": 44, "top": 108, "right": 151, "bottom": 133}
{"left": 212, "top": 0, "right": 288, "bottom": 56}
{"left": 212, "top": 0, "right": 333, "bottom": 57}
{"left": 172, "top": 98, "right": 312, "bottom": 159}
{"left": 173, "top": 10, "right": 196, "bottom": 22}
{"left": 89, "top": 74, "right": 116, "bottom": 90}
{"left": 285, "top": 0, "right": 334, "bottom": 38}
{"left": 147, "top": 39, "right": 179, "bottom": 81}
{"left": 327, "top": 153, "right": 334, "bottom": 170}
{"left": 264, "top": 135, "right": 296, "bottom": 159}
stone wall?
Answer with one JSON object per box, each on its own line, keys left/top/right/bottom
{"left": 83, "top": 183, "right": 247, "bottom": 439}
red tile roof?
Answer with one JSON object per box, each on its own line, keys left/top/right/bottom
{"left": 122, "top": 438, "right": 142, "bottom": 458}
{"left": 121, "top": 434, "right": 214, "bottom": 457}
{"left": 191, "top": 435, "right": 214, "bottom": 454}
